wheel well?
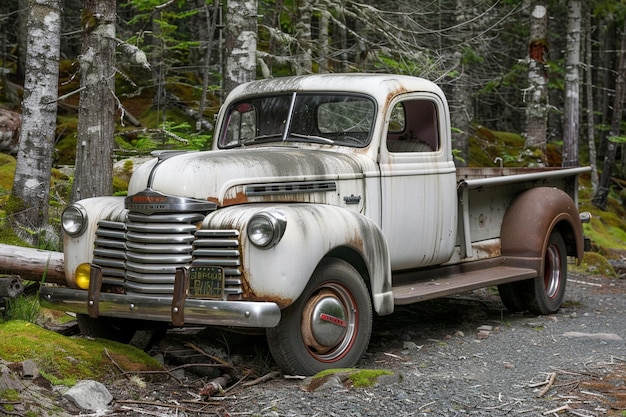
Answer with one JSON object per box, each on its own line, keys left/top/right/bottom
{"left": 326, "top": 246, "right": 371, "bottom": 292}
{"left": 554, "top": 219, "right": 578, "bottom": 259}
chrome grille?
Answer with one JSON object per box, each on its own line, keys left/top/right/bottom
{"left": 192, "top": 230, "right": 243, "bottom": 298}
{"left": 92, "top": 212, "right": 243, "bottom": 297}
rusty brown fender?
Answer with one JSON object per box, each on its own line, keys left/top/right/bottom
{"left": 500, "top": 187, "right": 584, "bottom": 271}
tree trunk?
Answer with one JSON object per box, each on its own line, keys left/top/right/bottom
{"left": 71, "top": 0, "right": 116, "bottom": 202}
{"left": 295, "top": 0, "right": 312, "bottom": 74}
{"left": 592, "top": 23, "right": 626, "bottom": 210}
{"left": 223, "top": 0, "right": 258, "bottom": 96}
{"left": 11, "top": 0, "right": 62, "bottom": 246}
{"left": 14, "top": 0, "right": 29, "bottom": 84}
{"left": 585, "top": 10, "right": 598, "bottom": 191}
{"left": 524, "top": 1, "right": 549, "bottom": 165}
{"left": 449, "top": 0, "right": 474, "bottom": 167}
{"left": 196, "top": 0, "right": 220, "bottom": 133}
{"left": 318, "top": 3, "right": 330, "bottom": 73}
{"left": 562, "top": 0, "right": 581, "bottom": 168}
{"left": 335, "top": 1, "right": 349, "bottom": 73}
{"left": 595, "top": 19, "right": 615, "bottom": 160}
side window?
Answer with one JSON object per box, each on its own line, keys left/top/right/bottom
{"left": 223, "top": 103, "right": 257, "bottom": 146}
{"left": 387, "top": 100, "right": 439, "bottom": 153}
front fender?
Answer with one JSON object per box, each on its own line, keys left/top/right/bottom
{"left": 501, "top": 187, "right": 584, "bottom": 268}
{"left": 203, "top": 204, "right": 394, "bottom": 315}
{"left": 63, "top": 197, "right": 127, "bottom": 287}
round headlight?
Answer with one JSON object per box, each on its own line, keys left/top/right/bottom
{"left": 61, "top": 204, "right": 88, "bottom": 237}
{"left": 247, "top": 211, "right": 287, "bottom": 249}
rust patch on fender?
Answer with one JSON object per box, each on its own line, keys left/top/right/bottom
{"left": 238, "top": 270, "right": 293, "bottom": 308}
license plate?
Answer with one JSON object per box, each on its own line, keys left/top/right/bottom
{"left": 188, "top": 267, "right": 224, "bottom": 299}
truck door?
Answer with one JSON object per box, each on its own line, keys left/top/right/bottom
{"left": 379, "top": 94, "right": 458, "bottom": 270}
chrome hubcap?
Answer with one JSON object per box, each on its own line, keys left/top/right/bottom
{"left": 301, "top": 285, "right": 356, "bottom": 360}
{"left": 544, "top": 244, "right": 561, "bottom": 299}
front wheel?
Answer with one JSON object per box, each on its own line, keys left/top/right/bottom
{"left": 266, "top": 258, "right": 372, "bottom": 376}
{"left": 527, "top": 230, "right": 568, "bottom": 315}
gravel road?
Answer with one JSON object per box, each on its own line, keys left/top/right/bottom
{"left": 7, "top": 268, "right": 626, "bottom": 416}
{"left": 124, "top": 268, "right": 626, "bottom": 417}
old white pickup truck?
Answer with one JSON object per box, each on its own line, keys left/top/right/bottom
{"left": 41, "top": 73, "right": 590, "bottom": 375}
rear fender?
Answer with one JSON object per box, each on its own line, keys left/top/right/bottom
{"left": 501, "top": 187, "right": 584, "bottom": 271}
{"left": 203, "top": 204, "right": 394, "bottom": 315}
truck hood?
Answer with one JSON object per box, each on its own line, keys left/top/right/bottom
{"left": 128, "top": 147, "right": 377, "bottom": 206}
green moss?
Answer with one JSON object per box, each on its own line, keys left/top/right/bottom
{"left": 0, "top": 389, "right": 20, "bottom": 402}
{"left": 113, "top": 175, "right": 129, "bottom": 193}
{"left": 0, "top": 321, "right": 163, "bottom": 386}
{"left": 572, "top": 251, "right": 617, "bottom": 277}
{"left": 349, "top": 369, "right": 394, "bottom": 388}
{"left": 0, "top": 153, "right": 16, "bottom": 192}
{"left": 468, "top": 125, "right": 561, "bottom": 167}
{"left": 312, "top": 368, "right": 394, "bottom": 388}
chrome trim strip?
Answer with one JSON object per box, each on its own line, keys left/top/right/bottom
{"left": 40, "top": 286, "right": 281, "bottom": 328}
{"left": 245, "top": 180, "right": 337, "bottom": 196}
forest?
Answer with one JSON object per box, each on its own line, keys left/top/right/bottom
{"left": 0, "top": 0, "right": 625, "bottom": 246}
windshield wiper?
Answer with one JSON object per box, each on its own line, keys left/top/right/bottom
{"left": 289, "top": 133, "right": 335, "bottom": 145}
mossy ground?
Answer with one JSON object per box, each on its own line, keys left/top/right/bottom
{"left": 311, "top": 368, "right": 394, "bottom": 388}
{"left": 0, "top": 320, "right": 163, "bottom": 386}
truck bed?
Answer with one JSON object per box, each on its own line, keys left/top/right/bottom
{"left": 391, "top": 166, "right": 590, "bottom": 305}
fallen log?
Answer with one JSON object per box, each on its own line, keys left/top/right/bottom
{"left": 0, "top": 244, "right": 66, "bottom": 285}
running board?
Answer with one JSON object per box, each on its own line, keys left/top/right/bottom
{"left": 392, "top": 263, "right": 538, "bottom": 305}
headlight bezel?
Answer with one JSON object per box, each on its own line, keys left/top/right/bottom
{"left": 61, "top": 204, "right": 88, "bottom": 237}
{"left": 247, "top": 210, "right": 287, "bottom": 249}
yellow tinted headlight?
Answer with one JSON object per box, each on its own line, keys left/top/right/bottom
{"left": 75, "top": 263, "right": 91, "bottom": 290}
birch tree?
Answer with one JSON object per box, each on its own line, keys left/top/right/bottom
{"left": 11, "top": 0, "right": 62, "bottom": 246}
{"left": 71, "top": 0, "right": 116, "bottom": 202}
{"left": 562, "top": 0, "right": 581, "bottom": 168}
{"left": 223, "top": 0, "right": 258, "bottom": 96}
{"left": 295, "top": 0, "right": 313, "bottom": 74}
{"left": 524, "top": 1, "right": 549, "bottom": 165}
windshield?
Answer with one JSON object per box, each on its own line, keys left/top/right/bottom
{"left": 218, "top": 93, "right": 375, "bottom": 148}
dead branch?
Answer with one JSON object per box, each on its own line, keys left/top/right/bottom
{"left": 241, "top": 370, "right": 282, "bottom": 388}
{"left": 185, "top": 342, "right": 234, "bottom": 369}
{"left": 536, "top": 372, "right": 556, "bottom": 398}
{"left": 224, "top": 369, "right": 253, "bottom": 393}
{"left": 542, "top": 404, "right": 569, "bottom": 415}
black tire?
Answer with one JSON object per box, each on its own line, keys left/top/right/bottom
{"left": 266, "top": 258, "right": 373, "bottom": 376}
{"left": 527, "top": 230, "right": 568, "bottom": 315}
{"left": 497, "top": 280, "right": 529, "bottom": 312}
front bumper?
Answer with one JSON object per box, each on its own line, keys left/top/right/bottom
{"left": 39, "top": 285, "right": 281, "bottom": 328}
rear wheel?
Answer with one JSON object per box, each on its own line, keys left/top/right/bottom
{"left": 527, "top": 230, "right": 567, "bottom": 315}
{"left": 499, "top": 230, "right": 568, "bottom": 315}
{"left": 266, "top": 258, "right": 372, "bottom": 375}
{"left": 497, "top": 281, "right": 528, "bottom": 312}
